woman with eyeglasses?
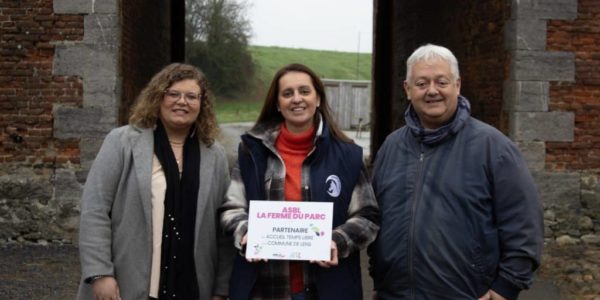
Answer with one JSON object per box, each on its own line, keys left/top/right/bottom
{"left": 220, "top": 63, "right": 380, "bottom": 300}
{"left": 77, "top": 63, "right": 234, "bottom": 300}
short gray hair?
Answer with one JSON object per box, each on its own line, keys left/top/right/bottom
{"left": 406, "top": 44, "right": 460, "bottom": 81}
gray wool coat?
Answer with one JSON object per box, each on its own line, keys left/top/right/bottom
{"left": 77, "top": 125, "right": 234, "bottom": 300}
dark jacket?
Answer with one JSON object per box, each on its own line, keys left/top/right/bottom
{"left": 369, "top": 99, "right": 543, "bottom": 300}
{"left": 221, "top": 118, "right": 380, "bottom": 300}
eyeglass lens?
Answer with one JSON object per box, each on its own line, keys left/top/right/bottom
{"left": 165, "top": 90, "right": 200, "bottom": 102}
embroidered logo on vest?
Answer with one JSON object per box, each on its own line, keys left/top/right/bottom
{"left": 326, "top": 175, "right": 341, "bottom": 197}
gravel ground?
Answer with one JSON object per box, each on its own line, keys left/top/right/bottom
{"left": 0, "top": 242, "right": 596, "bottom": 300}
{"left": 0, "top": 244, "right": 79, "bottom": 300}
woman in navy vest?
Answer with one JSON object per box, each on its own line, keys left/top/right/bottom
{"left": 220, "top": 63, "right": 380, "bottom": 300}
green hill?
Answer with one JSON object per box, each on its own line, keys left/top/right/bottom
{"left": 215, "top": 46, "right": 372, "bottom": 123}
{"left": 249, "top": 45, "right": 372, "bottom": 86}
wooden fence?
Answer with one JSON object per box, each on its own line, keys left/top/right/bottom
{"left": 322, "top": 79, "right": 371, "bottom": 130}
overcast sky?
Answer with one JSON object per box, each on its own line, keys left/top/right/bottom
{"left": 247, "top": 0, "right": 373, "bottom": 53}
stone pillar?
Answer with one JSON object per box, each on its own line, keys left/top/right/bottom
{"left": 504, "top": 0, "right": 580, "bottom": 241}
{"left": 52, "top": 0, "right": 121, "bottom": 242}
{"left": 53, "top": 0, "right": 120, "bottom": 169}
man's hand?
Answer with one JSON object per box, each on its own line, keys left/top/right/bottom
{"left": 211, "top": 295, "right": 226, "bottom": 300}
{"left": 478, "top": 289, "right": 507, "bottom": 300}
{"left": 91, "top": 276, "right": 121, "bottom": 300}
{"left": 311, "top": 241, "right": 339, "bottom": 268}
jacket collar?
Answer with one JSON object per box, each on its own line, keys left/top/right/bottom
{"left": 405, "top": 95, "right": 471, "bottom": 146}
{"left": 246, "top": 111, "right": 326, "bottom": 148}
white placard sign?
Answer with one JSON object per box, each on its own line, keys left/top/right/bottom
{"left": 246, "top": 200, "right": 333, "bottom": 261}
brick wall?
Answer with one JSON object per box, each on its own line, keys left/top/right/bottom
{"left": 0, "top": 0, "right": 83, "bottom": 167}
{"left": 546, "top": 0, "right": 600, "bottom": 171}
{"left": 0, "top": 0, "right": 86, "bottom": 243}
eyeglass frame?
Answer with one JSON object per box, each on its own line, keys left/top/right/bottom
{"left": 163, "top": 89, "right": 202, "bottom": 103}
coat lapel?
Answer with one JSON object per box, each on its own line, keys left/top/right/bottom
{"left": 131, "top": 127, "right": 154, "bottom": 232}
{"left": 195, "top": 143, "right": 214, "bottom": 244}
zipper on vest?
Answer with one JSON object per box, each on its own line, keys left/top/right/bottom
{"left": 302, "top": 185, "right": 311, "bottom": 202}
{"left": 301, "top": 145, "right": 316, "bottom": 202}
{"left": 409, "top": 150, "right": 425, "bottom": 298}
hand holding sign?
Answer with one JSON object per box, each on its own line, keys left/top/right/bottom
{"left": 246, "top": 201, "right": 334, "bottom": 261}
{"left": 311, "top": 241, "right": 338, "bottom": 268}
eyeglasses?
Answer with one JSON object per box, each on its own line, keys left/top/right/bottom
{"left": 163, "top": 89, "right": 201, "bottom": 103}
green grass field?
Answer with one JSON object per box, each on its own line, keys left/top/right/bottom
{"left": 250, "top": 45, "right": 372, "bottom": 86}
{"left": 215, "top": 45, "right": 372, "bottom": 123}
{"left": 214, "top": 100, "right": 263, "bottom": 123}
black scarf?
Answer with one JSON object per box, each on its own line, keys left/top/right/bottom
{"left": 154, "top": 120, "right": 200, "bottom": 299}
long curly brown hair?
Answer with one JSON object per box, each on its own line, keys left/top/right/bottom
{"left": 128, "top": 63, "right": 218, "bottom": 145}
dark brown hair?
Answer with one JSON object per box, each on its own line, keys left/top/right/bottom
{"left": 128, "top": 63, "right": 218, "bottom": 145}
{"left": 253, "top": 63, "right": 351, "bottom": 143}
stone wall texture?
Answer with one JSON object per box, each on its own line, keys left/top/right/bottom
{"left": 0, "top": 0, "right": 174, "bottom": 243}
{"left": 511, "top": 0, "right": 600, "bottom": 248}
{"left": 542, "top": 0, "right": 600, "bottom": 265}
{"left": 0, "top": 0, "right": 85, "bottom": 243}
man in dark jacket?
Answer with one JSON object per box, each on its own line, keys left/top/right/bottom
{"left": 368, "top": 44, "right": 543, "bottom": 300}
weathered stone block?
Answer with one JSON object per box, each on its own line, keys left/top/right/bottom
{"left": 0, "top": 174, "right": 51, "bottom": 203}
{"left": 53, "top": 0, "right": 93, "bottom": 14}
{"left": 544, "top": 209, "right": 556, "bottom": 221}
{"left": 54, "top": 168, "right": 82, "bottom": 239}
{"left": 54, "top": 44, "right": 117, "bottom": 79}
{"left": 54, "top": 0, "right": 117, "bottom": 14}
{"left": 532, "top": 171, "right": 580, "bottom": 209}
{"left": 54, "top": 169, "right": 83, "bottom": 208}
{"left": 510, "top": 50, "right": 575, "bottom": 81}
{"left": 92, "top": 0, "right": 118, "bottom": 14}
{"left": 53, "top": 106, "right": 116, "bottom": 139}
{"left": 0, "top": 171, "right": 54, "bottom": 241}
{"left": 503, "top": 80, "right": 548, "bottom": 112}
{"left": 581, "top": 234, "right": 600, "bottom": 245}
{"left": 83, "top": 14, "right": 119, "bottom": 49}
{"left": 84, "top": 76, "right": 120, "bottom": 107}
{"left": 512, "top": 0, "right": 578, "bottom": 20}
{"left": 581, "top": 173, "right": 600, "bottom": 220}
{"left": 516, "top": 141, "right": 546, "bottom": 171}
{"left": 509, "top": 111, "right": 574, "bottom": 142}
{"left": 544, "top": 225, "right": 554, "bottom": 238}
{"left": 556, "top": 235, "right": 579, "bottom": 246}
{"left": 578, "top": 216, "right": 593, "bottom": 231}
{"left": 504, "top": 19, "right": 547, "bottom": 51}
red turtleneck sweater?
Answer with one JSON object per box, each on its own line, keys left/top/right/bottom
{"left": 275, "top": 123, "right": 316, "bottom": 294}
